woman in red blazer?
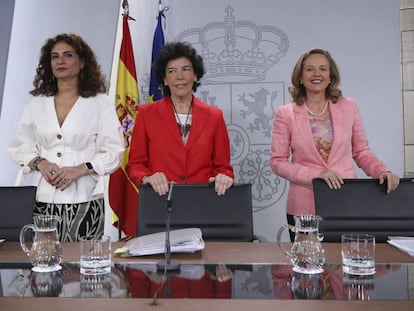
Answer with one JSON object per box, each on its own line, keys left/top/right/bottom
{"left": 270, "top": 49, "right": 399, "bottom": 232}
{"left": 127, "top": 42, "right": 234, "bottom": 195}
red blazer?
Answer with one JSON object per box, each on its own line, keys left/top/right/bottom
{"left": 270, "top": 97, "right": 389, "bottom": 215}
{"left": 127, "top": 96, "right": 234, "bottom": 186}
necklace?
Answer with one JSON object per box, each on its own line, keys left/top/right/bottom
{"left": 305, "top": 100, "right": 328, "bottom": 116}
{"left": 172, "top": 101, "right": 193, "bottom": 137}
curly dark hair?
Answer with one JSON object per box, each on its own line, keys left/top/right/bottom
{"left": 30, "top": 33, "right": 107, "bottom": 97}
{"left": 154, "top": 41, "right": 205, "bottom": 96}
{"left": 289, "top": 48, "right": 342, "bottom": 104}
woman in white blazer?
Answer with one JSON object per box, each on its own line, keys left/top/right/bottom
{"left": 7, "top": 34, "right": 124, "bottom": 241}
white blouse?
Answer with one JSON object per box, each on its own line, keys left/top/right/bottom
{"left": 7, "top": 94, "right": 125, "bottom": 204}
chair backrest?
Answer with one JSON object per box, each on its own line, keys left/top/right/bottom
{"left": 137, "top": 183, "right": 254, "bottom": 241}
{"left": 313, "top": 178, "right": 414, "bottom": 242}
{"left": 0, "top": 186, "right": 36, "bottom": 241}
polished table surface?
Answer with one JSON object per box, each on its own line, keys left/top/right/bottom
{"left": 1, "top": 241, "right": 414, "bottom": 310}
{"left": 1, "top": 241, "right": 414, "bottom": 265}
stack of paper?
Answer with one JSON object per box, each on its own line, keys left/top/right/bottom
{"left": 387, "top": 236, "right": 414, "bottom": 257}
{"left": 114, "top": 228, "right": 205, "bottom": 257}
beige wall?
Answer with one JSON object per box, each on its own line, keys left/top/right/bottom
{"left": 401, "top": 0, "right": 414, "bottom": 177}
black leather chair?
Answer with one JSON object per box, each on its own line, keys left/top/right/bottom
{"left": 137, "top": 183, "right": 254, "bottom": 241}
{"left": 313, "top": 178, "right": 414, "bottom": 242}
{"left": 0, "top": 186, "right": 36, "bottom": 241}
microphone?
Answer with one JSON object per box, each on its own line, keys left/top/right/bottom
{"left": 156, "top": 182, "right": 181, "bottom": 272}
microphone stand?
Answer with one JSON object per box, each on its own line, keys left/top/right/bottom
{"left": 156, "top": 182, "right": 181, "bottom": 272}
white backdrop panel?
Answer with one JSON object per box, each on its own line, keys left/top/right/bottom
{"left": 0, "top": 0, "right": 402, "bottom": 242}
{"left": 126, "top": 0, "right": 402, "bottom": 241}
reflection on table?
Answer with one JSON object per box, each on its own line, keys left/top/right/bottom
{"left": 271, "top": 264, "right": 401, "bottom": 300}
{"left": 1, "top": 262, "right": 412, "bottom": 301}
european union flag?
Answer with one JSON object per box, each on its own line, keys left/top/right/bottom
{"left": 149, "top": 11, "right": 165, "bottom": 102}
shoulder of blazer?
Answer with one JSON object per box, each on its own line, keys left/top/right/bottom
{"left": 336, "top": 96, "right": 356, "bottom": 106}
{"left": 192, "top": 97, "right": 223, "bottom": 116}
{"left": 28, "top": 95, "right": 53, "bottom": 109}
{"left": 332, "top": 97, "right": 358, "bottom": 113}
{"left": 29, "top": 94, "right": 49, "bottom": 103}
{"left": 80, "top": 94, "right": 111, "bottom": 108}
{"left": 138, "top": 97, "right": 170, "bottom": 113}
{"left": 278, "top": 101, "right": 302, "bottom": 116}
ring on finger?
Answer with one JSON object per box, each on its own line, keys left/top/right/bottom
{"left": 50, "top": 169, "right": 56, "bottom": 175}
{"left": 63, "top": 177, "right": 68, "bottom": 183}
{"left": 328, "top": 175, "right": 334, "bottom": 180}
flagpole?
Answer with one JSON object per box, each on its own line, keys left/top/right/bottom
{"left": 106, "top": 0, "right": 130, "bottom": 239}
{"left": 157, "top": 0, "right": 168, "bottom": 30}
{"left": 122, "top": 0, "right": 129, "bottom": 13}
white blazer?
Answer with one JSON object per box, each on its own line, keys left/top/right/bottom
{"left": 7, "top": 94, "right": 125, "bottom": 204}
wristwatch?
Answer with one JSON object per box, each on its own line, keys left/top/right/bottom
{"left": 32, "top": 156, "right": 45, "bottom": 171}
{"left": 85, "top": 162, "right": 94, "bottom": 173}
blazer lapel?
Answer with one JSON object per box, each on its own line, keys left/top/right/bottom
{"left": 185, "top": 99, "right": 208, "bottom": 151}
{"left": 295, "top": 104, "right": 319, "bottom": 157}
{"left": 327, "top": 100, "right": 344, "bottom": 163}
{"left": 157, "top": 97, "right": 184, "bottom": 145}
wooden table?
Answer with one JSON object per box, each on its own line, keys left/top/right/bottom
{"left": 1, "top": 297, "right": 414, "bottom": 311}
{"left": 1, "top": 241, "right": 413, "bottom": 265}
{"left": 1, "top": 241, "right": 413, "bottom": 311}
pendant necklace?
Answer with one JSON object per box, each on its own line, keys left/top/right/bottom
{"left": 172, "top": 100, "right": 193, "bottom": 137}
{"left": 305, "top": 100, "right": 328, "bottom": 116}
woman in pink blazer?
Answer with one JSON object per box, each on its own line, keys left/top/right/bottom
{"left": 127, "top": 42, "right": 234, "bottom": 196}
{"left": 270, "top": 49, "right": 399, "bottom": 230}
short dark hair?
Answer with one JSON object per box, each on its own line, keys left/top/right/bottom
{"left": 154, "top": 41, "right": 205, "bottom": 96}
{"left": 30, "top": 33, "right": 107, "bottom": 97}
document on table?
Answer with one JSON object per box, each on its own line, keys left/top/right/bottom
{"left": 387, "top": 236, "right": 414, "bottom": 257}
{"left": 114, "top": 228, "right": 205, "bottom": 257}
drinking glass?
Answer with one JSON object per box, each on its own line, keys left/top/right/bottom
{"left": 80, "top": 235, "right": 111, "bottom": 275}
{"left": 342, "top": 233, "right": 375, "bottom": 275}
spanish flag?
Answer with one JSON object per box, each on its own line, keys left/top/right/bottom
{"left": 109, "top": 10, "right": 139, "bottom": 237}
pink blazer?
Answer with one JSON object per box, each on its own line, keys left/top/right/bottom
{"left": 127, "top": 96, "right": 234, "bottom": 186}
{"left": 270, "top": 97, "right": 388, "bottom": 215}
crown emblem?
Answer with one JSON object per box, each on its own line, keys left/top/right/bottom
{"left": 175, "top": 6, "right": 289, "bottom": 83}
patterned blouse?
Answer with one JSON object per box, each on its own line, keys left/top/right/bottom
{"left": 310, "top": 118, "right": 333, "bottom": 162}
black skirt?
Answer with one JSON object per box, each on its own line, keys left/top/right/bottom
{"left": 34, "top": 198, "right": 105, "bottom": 242}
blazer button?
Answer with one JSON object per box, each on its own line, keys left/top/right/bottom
{"left": 57, "top": 152, "right": 62, "bottom": 158}
{"left": 179, "top": 175, "right": 186, "bottom": 181}
{"left": 57, "top": 134, "right": 62, "bottom": 139}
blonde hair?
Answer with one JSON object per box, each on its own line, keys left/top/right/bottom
{"left": 289, "top": 48, "right": 342, "bottom": 104}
